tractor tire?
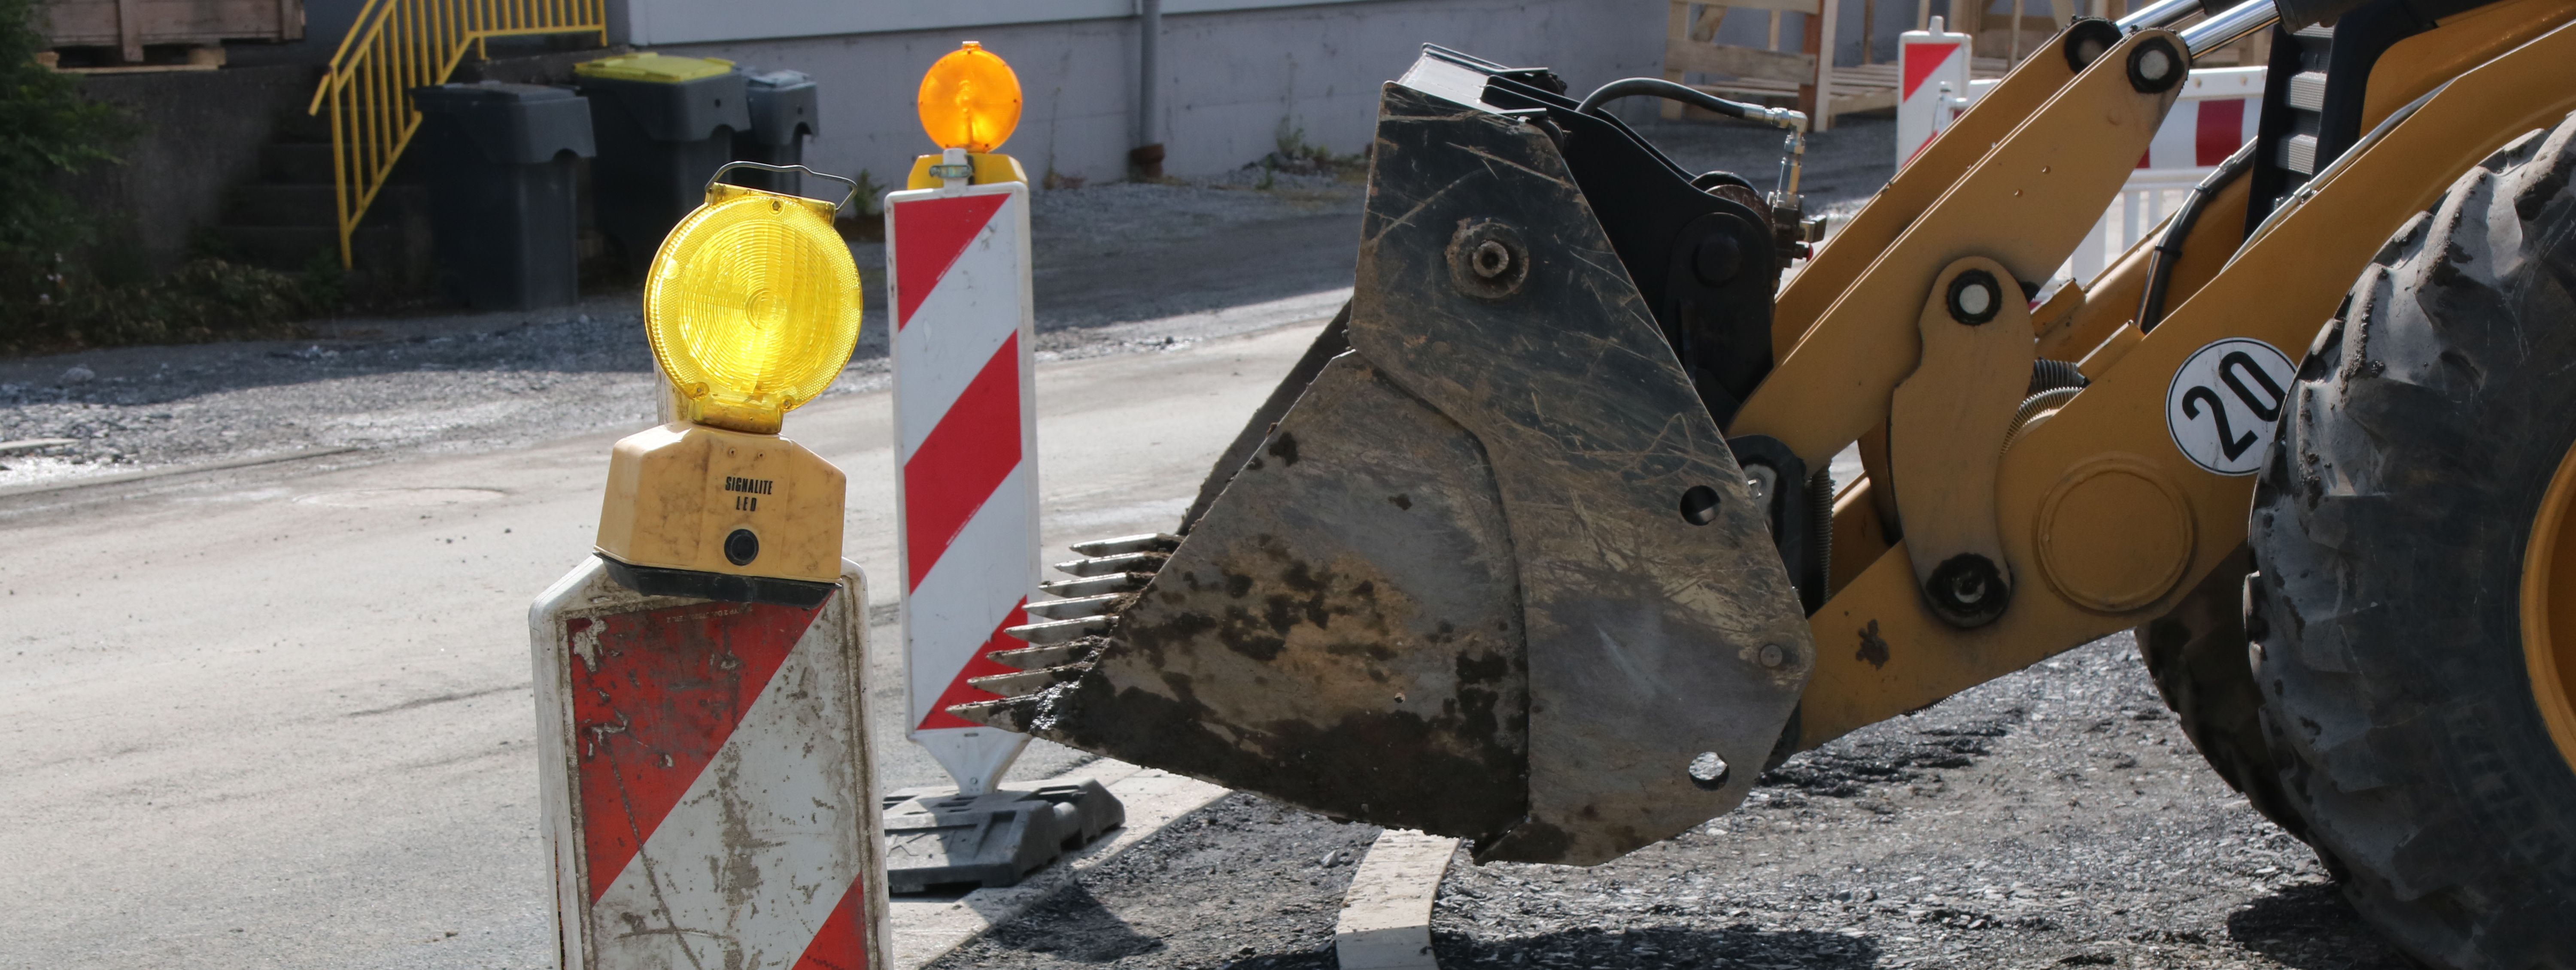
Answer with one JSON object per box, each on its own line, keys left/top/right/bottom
{"left": 2135, "top": 546, "right": 2313, "bottom": 843}
{"left": 2247, "top": 115, "right": 2576, "bottom": 970}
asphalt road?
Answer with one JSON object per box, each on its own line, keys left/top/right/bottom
{"left": 0, "top": 313, "right": 1337, "bottom": 970}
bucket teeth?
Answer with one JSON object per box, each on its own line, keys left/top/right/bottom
{"left": 1051, "top": 551, "right": 1167, "bottom": 577}
{"left": 990, "top": 639, "right": 1100, "bottom": 670}
{"left": 944, "top": 694, "right": 1042, "bottom": 732}
{"left": 1023, "top": 592, "right": 1131, "bottom": 621}
{"left": 966, "top": 662, "right": 1094, "bottom": 697}
{"left": 1039, "top": 572, "right": 1154, "bottom": 597}
{"left": 1006, "top": 615, "right": 1114, "bottom": 645}
{"left": 1068, "top": 533, "right": 1181, "bottom": 557}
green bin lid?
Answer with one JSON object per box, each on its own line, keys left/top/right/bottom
{"left": 574, "top": 52, "right": 735, "bottom": 84}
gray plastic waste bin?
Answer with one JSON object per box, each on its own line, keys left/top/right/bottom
{"left": 734, "top": 68, "right": 818, "bottom": 196}
{"left": 409, "top": 82, "right": 595, "bottom": 310}
{"left": 573, "top": 53, "right": 749, "bottom": 270}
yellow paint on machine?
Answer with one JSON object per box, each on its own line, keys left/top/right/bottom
{"left": 1791, "top": 17, "right": 2576, "bottom": 750}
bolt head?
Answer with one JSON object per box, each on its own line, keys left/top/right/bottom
{"left": 1946, "top": 269, "right": 2003, "bottom": 325}
{"left": 1951, "top": 571, "right": 1986, "bottom": 603}
{"left": 1692, "top": 233, "right": 1743, "bottom": 286}
{"left": 1758, "top": 643, "right": 1786, "bottom": 668}
{"left": 2138, "top": 47, "right": 2174, "bottom": 83}
{"left": 1924, "top": 552, "right": 2010, "bottom": 627}
{"left": 1472, "top": 239, "right": 1513, "bottom": 279}
{"left": 1956, "top": 281, "right": 1993, "bottom": 317}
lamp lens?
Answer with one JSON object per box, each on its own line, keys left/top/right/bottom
{"left": 643, "top": 191, "right": 862, "bottom": 433}
{"left": 917, "top": 42, "right": 1022, "bottom": 153}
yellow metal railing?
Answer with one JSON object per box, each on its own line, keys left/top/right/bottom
{"left": 307, "top": 0, "right": 607, "bottom": 268}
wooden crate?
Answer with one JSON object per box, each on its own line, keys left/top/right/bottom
{"left": 39, "top": 0, "right": 303, "bottom": 63}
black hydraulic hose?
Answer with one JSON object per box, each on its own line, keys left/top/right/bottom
{"left": 1805, "top": 467, "right": 1834, "bottom": 612}
{"left": 1576, "top": 77, "right": 1810, "bottom": 199}
{"left": 2136, "top": 140, "right": 2257, "bottom": 333}
{"left": 2029, "top": 358, "right": 2090, "bottom": 394}
{"left": 1576, "top": 76, "right": 1773, "bottom": 121}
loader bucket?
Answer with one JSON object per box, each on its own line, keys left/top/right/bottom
{"left": 953, "top": 49, "right": 1815, "bottom": 865}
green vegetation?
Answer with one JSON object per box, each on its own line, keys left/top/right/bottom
{"left": 3, "top": 254, "right": 334, "bottom": 354}
{"left": 0, "top": 0, "right": 124, "bottom": 258}
{"left": 0, "top": 0, "right": 330, "bottom": 355}
{"left": 1255, "top": 118, "right": 1366, "bottom": 190}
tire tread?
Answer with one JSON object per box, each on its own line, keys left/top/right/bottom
{"left": 2248, "top": 114, "right": 2576, "bottom": 970}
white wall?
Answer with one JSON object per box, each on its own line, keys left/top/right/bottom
{"left": 620, "top": 0, "right": 1382, "bottom": 46}
{"left": 648, "top": 0, "right": 1665, "bottom": 193}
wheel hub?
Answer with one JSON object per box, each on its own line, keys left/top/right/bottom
{"left": 2518, "top": 439, "right": 2576, "bottom": 772}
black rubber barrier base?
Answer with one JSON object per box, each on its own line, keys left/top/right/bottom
{"left": 882, "top": 779, "right": 1128, "bottom": 894}
{"left": 597, "top": 554, "right": 838, "bottom": 609}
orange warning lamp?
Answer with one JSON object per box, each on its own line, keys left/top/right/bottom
{"left": 906, "top": 43, "right": 1031, "bottom": 190}
{"left": 917, "top": 41, "right": 1021, "bottom": 153}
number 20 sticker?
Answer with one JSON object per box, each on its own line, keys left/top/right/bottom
{"left": 2166, "top": 337, "right": 2297, "bottom": 476}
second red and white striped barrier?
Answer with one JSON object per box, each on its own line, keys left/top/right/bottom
{"left": 887, "top": 164, "right": 1040, "bottom": 798}
{"left": 1896, "top": 18, "right": 1973, "bottom": 169}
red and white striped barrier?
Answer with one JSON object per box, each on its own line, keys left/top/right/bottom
{"left": 532, "top": 559, "right": 887, "bottom": 970}
{"left": 2134, "top": 68, "right": 2264, "bottom": 172}
{"left": 1896, "top": 18, "right": 1972, "bottom": 168}
{"left": 887, "top": 172, "right": 1039, "bottom": 797}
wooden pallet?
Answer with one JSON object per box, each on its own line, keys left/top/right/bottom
{"left": 38, "top": 0, "right": 301, "bottom": 64}
{"left": 36, "top": 45, "right": 228, "bottom": 73}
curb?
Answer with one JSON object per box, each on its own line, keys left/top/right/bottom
{"left": 1335, "top": 830, "right": 1461, "bottom": 970}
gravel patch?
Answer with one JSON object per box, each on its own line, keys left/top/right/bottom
{"left": 0, "top": 174, "right": 1369, "bottom": 492}
{"left": 941, "top": 634, "right": 2409, "bottom": 970}
{"left": 928, "top": 793, "right": 1379, "bottom": 970}
{"left": 1432, "top": 633, "right": 2404, "bottom": 970}
{"left": 1025, "top": 176, "right": 1362, "bottom": 250}
{"left": 0, "top": 307, "right": 661, "bottom": 489}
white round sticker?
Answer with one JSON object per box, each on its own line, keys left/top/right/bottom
{"left": 2166, "top": 337, "right": 2296, "bottom": 476}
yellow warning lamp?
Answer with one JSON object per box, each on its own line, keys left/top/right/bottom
{"left": 595, "top": 163, "right": 863, "bottom": 597}
{"left": 644, "top": 174, "right": 863, "bottom": 433}
{"left": 908, "top": 42, "right": 1031, "bottom": 189}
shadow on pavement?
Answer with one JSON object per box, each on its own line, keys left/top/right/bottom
{"left": 2224, "top": 882, "right": 2412, "bottom": 970}
{"left": 975, "top": 882, "right": 1176, "bottom": 964}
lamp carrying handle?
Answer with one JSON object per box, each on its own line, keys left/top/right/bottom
{"left": 706, "top": 161, "right": 861, "bottom": 215}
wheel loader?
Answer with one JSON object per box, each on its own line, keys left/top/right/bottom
{"left": 948, "top": 0, "right": 2576, "bottom": 964}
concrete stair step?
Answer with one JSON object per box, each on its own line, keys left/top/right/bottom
{"left": 207, "top": 219, "right": 425, "bottom": 282}
{"left": 210, "top": 184, "right": 428, "bottom": 268}
{"left": 260, "top": 142, "right": 337, "bottom": 185}
{"left": 224, "top": 183, "right": 339, "bottom": 227}
{"left": 271, "top": 110, "right": 336, "bottom": 145}
{"left": 204, "top": 225, "right": 340, "bottom": 270}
